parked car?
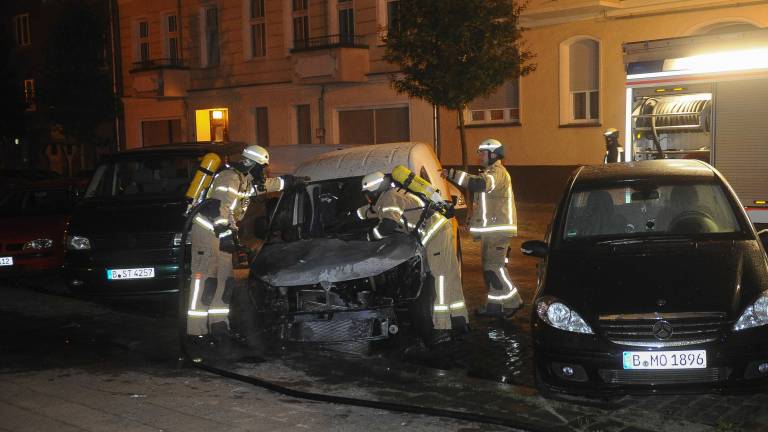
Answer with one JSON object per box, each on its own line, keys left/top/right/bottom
{"left": 228, "top": 142, "right": 464, "bottom": 350}
{"left": 524, "top": 159, "right": 768, "bottom": 396}
{"left": 0, "top": 179, "right": 86, "bottom": 279}
{"left": 63, "top": 143, "right": 246, "bottom": 297}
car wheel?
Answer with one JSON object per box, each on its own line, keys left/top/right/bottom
{"left": 229, "top": 279, "right": 265, "bottom": 353}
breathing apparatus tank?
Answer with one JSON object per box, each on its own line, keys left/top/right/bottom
{"left": 186, "top": 153, "right": 222, "bottom": 206}
{"left": 391, "top": 165, "right": 451, "bottom": 215}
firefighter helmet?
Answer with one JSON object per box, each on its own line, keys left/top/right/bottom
{"left": 361, "top": 171, "right": 387, "bottom": 193}
{"left": 242, "top": 145, "right": 269, "bottom": 165}
{"left": 478, "top": 138, "right": 504, "bottom": 158}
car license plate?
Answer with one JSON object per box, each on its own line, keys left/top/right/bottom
{"left": 106, "top": 267, "right": 155, "bottom": 280}
{"left": 0, "top": 257, "right": 13, "bottom": 266}
{"left": 623, "top": 350, "right": 706, "bottom": 370}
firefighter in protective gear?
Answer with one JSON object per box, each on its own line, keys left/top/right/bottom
{"left": 443, "top": 138, "right": 523, "bottom": 317}
{"left": 186, "top": 144, "right": 298, "bottom": 338}
{"left": 604, "top": 128, "right": 620, "bottom": 164}
{"left": 359, "top": 171, "right": 469, "bottom": 338}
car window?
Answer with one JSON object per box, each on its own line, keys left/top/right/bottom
{"left": 86, "top": 155, "right": 201, "bottom": 198}
{"left": 267, "top": 176, "right": 373, "bottom": 243}
{"left": 563, "top": 183, "right": 741, "bottom": 240}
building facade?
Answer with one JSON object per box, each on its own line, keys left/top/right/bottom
{"left": 117, "top": 0, "right": 768, "bottom": 182}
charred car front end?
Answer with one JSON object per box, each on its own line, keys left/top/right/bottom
{"left": 233, "top": 176, "right": 433, "bottom": 349}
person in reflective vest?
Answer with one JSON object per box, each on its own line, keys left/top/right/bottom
{"left": 186, "top": 145, "right": 298, "bottom": 339}
{"left": 359, "top": 171, "right": 469, "bottom": 342}
{"left": 443, "top": 138, "right": 523, "bottom": 317}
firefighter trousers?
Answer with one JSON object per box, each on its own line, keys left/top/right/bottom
{"left": 186, "top": 224, "right": 235, "bottom": 337}
{"left": 426, "top": 226, "right": 469, "bottom": 330}
{"left": 481, "top": 235, "right": 523, "bottom": 310}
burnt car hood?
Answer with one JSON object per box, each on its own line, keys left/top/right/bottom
{"left": 70, "top": 197, "right": 187, "bottom": 235}
{"left": 252, "top": 234, "right": 423, "bottom": 287}
{"left": 544, "top": 239, "right": 768, "bottom": 319}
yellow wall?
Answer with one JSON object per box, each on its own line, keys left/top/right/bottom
{"left": 437, "top": 3, "right": 768, "bottom": 166}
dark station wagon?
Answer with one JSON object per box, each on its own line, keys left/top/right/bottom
{"left": 524, "top": 160, "right": 768, "bottom": 396}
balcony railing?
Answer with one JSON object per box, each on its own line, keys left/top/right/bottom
{"left": 291, "top": 34, "right": 368, "bottom": 52}
{"left": 130, "top": 58, "right": 188, "bottom": 72}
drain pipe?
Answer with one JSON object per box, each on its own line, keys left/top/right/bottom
{"left": 318, "top": 85, "right": 326, "bottom": 144}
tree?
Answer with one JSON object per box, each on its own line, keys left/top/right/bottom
{"left": 38, "top": 0, "right": 114, "bottom": 174}
{"left": 384, "top": 0, "right": 535, "bottom": 169}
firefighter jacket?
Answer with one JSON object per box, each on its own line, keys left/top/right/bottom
{"left": 358, "top": 187, "right": 468, "bottom": 329}
{"left": 193, "top": 168, "right": 284, "bottom": 236}
{"left": 449, "top": 160, "right": 517, "bottom": 238}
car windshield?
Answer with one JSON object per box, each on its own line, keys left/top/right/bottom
{"left": 85, "top": 154, "right": 201, "bottom": 199}
{"left": 563, "top": 182, "right": 743, "bottom": 240}
{"left": 267, "top": 177, "right": 375, "bottom": 243}
{"left": 0, "top": 188, "right": 78, "bottom": 216}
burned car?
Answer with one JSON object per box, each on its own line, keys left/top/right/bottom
{"left": 230, "top": 143, "right": 461, "bottom": 349}
{"left": 524, "top": 160, "right": 768, "bottom": 395}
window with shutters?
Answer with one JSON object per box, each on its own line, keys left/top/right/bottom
{"left": 466, "top": 79, "right": 520, "bottom": 125}
{"left": 338, "top": 106, "right": 409, "bottom": 145}
{"left": 249, "top": 0, "right": 267, "bottom": 58}
{"left": 15, "top": 14, "right": 31, "bottom": 46}
{"left": 560, "top": 37, "right": 600, "bottom": 124}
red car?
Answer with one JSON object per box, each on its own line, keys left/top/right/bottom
{"left": 0, "top": 179, "right": 86, "bottom": 278}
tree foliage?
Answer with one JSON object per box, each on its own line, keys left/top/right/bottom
{"left": 384, "top": 0, "right": 535, "bottom": 167}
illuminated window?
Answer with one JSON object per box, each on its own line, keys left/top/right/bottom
{"left": 195, "top": 109, "right": 228, "bottom": 142}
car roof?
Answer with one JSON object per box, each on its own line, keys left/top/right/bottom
{"left": 108, "top": 142, "right": 246, "bottom": 160}
{"left": 573, "top": 160, "right": 717, "bottom": 188}
{"left": 295, "top": 142, "right": 437, "bottom": 182}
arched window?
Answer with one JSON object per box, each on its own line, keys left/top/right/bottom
{"left": 560, "top": 37, "right": 600, "bottom": 124}
{"left": 689, "top": 20, "right": 761, "bottom": 36}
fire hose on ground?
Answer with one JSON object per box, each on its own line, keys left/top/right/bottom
{"left": 176, "top": 201, "right": 555, "bottom": 432}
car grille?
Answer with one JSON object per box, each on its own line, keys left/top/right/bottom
{"left": 91, "top": 233, "right": 175, "bottom": 250}
{"left": 599, "top": 368, "right": 728, "bottom": 385}
{"left": 599, "top": 312, "right": 725, "bottom": 347}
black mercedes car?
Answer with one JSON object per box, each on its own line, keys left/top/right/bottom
{"left": 63, "top": 143, "right": 249, "bottom": 297}
{"left": 523, "top": 160, "right": 768, "bottom": 395}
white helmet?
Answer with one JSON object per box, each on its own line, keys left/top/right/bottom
{"left": 242, "top": 145, "right": 269, "bottom": 165}
{"left": 361, "top": 171, "right": 386, "bottom": 193}
{"left": 604, "top": 128, "right": 619, "bottom": 137}
{"left": 478, "top": 138, "right": 504, "bottom": 157}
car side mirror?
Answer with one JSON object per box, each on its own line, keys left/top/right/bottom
{"left": 521, "top": 240, "right": 548, "bottom": 258}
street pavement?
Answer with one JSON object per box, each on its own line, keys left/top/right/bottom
{"left": 1, "top": 203, "right": 767, "bottom": 432}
